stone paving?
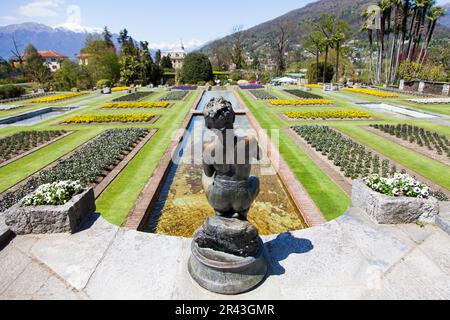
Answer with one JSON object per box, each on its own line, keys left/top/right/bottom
{"left": 1, "top": 207, "right": 450, "bottom": 300}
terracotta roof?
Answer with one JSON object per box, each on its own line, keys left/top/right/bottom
{"left": 77, "top": 53, "right": 93, "bottom": 59}
{"left": 38, "top": 51, "right": 67, "bottom": 59}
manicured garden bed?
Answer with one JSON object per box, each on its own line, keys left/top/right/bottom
{"left": 103, "top": 102, "right": 170, "bottom": 109}
{"left": 0, "top": 131, "right": 67, "bottom": 165}
{"left": 270, "top": 99, "right": 333, "bottom": 106}
{"left": 111, "top": 92, "right": 153, "bottom": 102}
{"left": 159, "top": 91, "right": 189, "bottom": 101}
{"left": 285, "top": 89, "right": 324, "bottom": 99}
{"left": 172, "top": 86, "right": 197, "bottom": 90}
{"left": 249, "top": 90, "right": 277, "bottom": 100}
{"left": 62, "top": 114, "right": 157, "bottom": 124}
{"left": 239, "top": 85, "right": 264, "bottom": 90}
{"left": 31, "top": 92, "right": 88, "bottom": 103}
{"left": 284, "top": 110, "right": 372, "bottom": 120}
{"left": 344, "top": 88, "right": 399, "bottom": 98}
{"left": 0, "top": 128, "right": 149, "bottom": 213}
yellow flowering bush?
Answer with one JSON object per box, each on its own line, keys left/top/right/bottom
{"left": 103, "top": 102, "right": 170, "bottom": 108}
{"left": 63, "top": 114, "right": 156, "bottom": 124}
{"left": 304, "top": 84, "right": 323, "bottom": 89}
{"left": 269, "top": 99, "right": 333, "bottom": 106}
{"left": 111, "top": 87, "right": 130, "bottom": 92}
{"left": 344, "top": 88, "right": 399, "bottom": 98}
{"left": 285, "top": 110, "right": 372, "bottom": 120}
{"left": 31, "top": 92, "right": 87, "bottom": 103}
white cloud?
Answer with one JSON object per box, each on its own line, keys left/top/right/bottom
{"left": 148, "top": 39, "right": 206, "bottom": 51}
{"left": 19, "top": 0, "right": 63, "bottom": 18}
{"left": 0, "top": 16, "right": 17, "bottom": 22}
{"left": 53, "top": 5, "right": 102, "bottom": 33}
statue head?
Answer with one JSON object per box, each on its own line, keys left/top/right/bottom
{"left": 203, "top": 97, "right": 235, "bottom": 132}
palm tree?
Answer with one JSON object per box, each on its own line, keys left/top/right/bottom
{"left": 418, "top": 6, "right": 445, "bottom": 65}
{"left": 407, "top": 0, "right": 433, "bottom": 60}
{"left": 361, "top": 6, "right": 379, "bottom": 84}
{"left": 387, "top": 0, "right": 403, "bottom": 84}
{"left": 333, "top": 20, "right": 351, "bottom": 84}
{"left": 300, "top": 19, "right": 325, "bottom": 83}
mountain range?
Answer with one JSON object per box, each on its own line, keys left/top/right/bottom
{"left": 202, "top": 0, "right": 450, "bottom": 54}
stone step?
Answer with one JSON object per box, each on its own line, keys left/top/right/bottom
{"left": 436, "top": 202, "right": 450, "bottom": 236}
{"left": 0, "top": 214, "right": 12, "bottom": 248}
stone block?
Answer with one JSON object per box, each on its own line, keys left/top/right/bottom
{"left": 5, "top": 188, "right": 96, "bottom": 235}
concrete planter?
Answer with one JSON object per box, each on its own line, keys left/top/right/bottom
{"left": 5, "top": 188, "right": 96, "bottom": 235}
{"left": 352, "top": 180, "right": 439, "bottom": 224}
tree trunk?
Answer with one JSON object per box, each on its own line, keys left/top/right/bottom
{"left": 420, "top": 21, "right": 437, "bottom": 66}
{"left": 406, "top": 9, "right": 418, "bottom": 60}
{"left": 316, "top": 47, "right": 320, "bottom": 83}
{"left": 368, "top": 30, "right": 374, "bottom": 84}
{"left": 335, "top": 42, "right": 340, "bottom": 85}
{"left": 323, "top": 45, "right": 329, "bottom": 84}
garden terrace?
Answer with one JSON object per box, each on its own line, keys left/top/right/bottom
{"left": 159, "top": 91, "right": 189, "bottom": 101}
{"left": 249, "top": 90, "right": 277, "bottom": 100}
{"left": 0, "top": 92, "right": 55, "bottom": 104}
{"left": 0, "top": 131, "right": 67, "bottom": 166}
{"left": 0, "top": 128, "right": 149, "bottom": 213}
{"left": 111, "top": 92, "right": 153, "bottom": 102}
{"left": 284, "top": 110, "right": 372, "bottom": 120}
{"left": 270, "top": 99, "right": 333, "bottom": 106}
{"left": 369, "top": 124, "right": 450, "bottom": 160}
{"left": 102, "top": 102, "right": 170, "bottom": 109}
{"left": 344, "top": 88, "right": 399, "bottom": 98}
{"left": 62, "top": 114, "right": 158, "bottom": 124}
{"left": 31, "top": 92, "right": 88, "bottom": 103}
{"left": 285, "top": 89, "right": 324, "bottom": 99}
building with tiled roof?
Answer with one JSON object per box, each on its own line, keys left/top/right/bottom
{"left": 37, "top": 51, "right": 68, "bottom": 72}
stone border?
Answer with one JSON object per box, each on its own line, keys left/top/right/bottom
{"left": 0, "top": 131, "right": 74, "bottom": 169}
{"left": 235, "top": 89, "right": 326, "bottom": 226}
{"left": 284, "top": 128, "right": 352, "bottom": 196}
{"left": 93, "top": 129, "right": 157, "bottom": 198}
{"left": 124, "top": 91, "right": 205, "bottom": 230}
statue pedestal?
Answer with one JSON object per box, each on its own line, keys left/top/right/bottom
{"left": 188, "top": 217, "right": 268, "bottom": 295}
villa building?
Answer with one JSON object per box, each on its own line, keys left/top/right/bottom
{"left": 161, "top": 47, "right": 186, "bottom": 69}
{"left": 37, "top": 51, "right": 68, "bottom": 72}
{"left": 77, "top": 53, "right": 93, "bottom": 66}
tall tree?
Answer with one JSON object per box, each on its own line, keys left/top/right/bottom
{"left": 269, "top": 22, "right": 289, "bottom": 76}
{"left": 154, "top": 49, "right": 162, "bottom": 65}
{"left": 23, "top": 44, "right": 51, "bottom": 85}
{"left": 230, "top": 25, "right": 245, "bottom": 70}
{"left": 301, "top": 18, "right": 325, "bottom": 84}
{"left": 418, "top": 6, "right": 445, "bottom": 65}
{"left": 103, "top": 26, "right": 115, "bottom": 50}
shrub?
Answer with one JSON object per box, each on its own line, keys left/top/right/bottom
{"left": 0, "top": 85, "right": 26, "bottom": 100}
{"left": 307, "top": 62, "right": 334, "bottom": 84}
{"left": 197, "top": 81, "right": 206, "bottom": 86}
{"left": 97, "top": 79, "right": 112, "bottom": 88}
{"left": 181, "top": 52, "right": 213, "bottom": 84}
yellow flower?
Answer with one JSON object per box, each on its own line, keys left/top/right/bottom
{"left": 111, "top": 87, "right": 130, "bottom": 92}
{"left": 103, "top": 102, "right": 170, "bottom": 108}
{"left": 31, "top": 92, "right": 87, "bottom": 103}
{"left": 285, "top": 110, "right": 372, "bottom": 119}
{"left": 269, "top": 99, "right": 333, "bottom": 106}
{"left": 344, "top": 88, "right": 399, "bottom": 98}
{"left": 304, "top": 84, "right": 323, "bottom": 89}
{"left": 63, "top": 113, "right": 156, "bottom": 124}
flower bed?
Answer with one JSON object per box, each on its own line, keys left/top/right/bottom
{"left": 0, "top": 92, "right": 55, "bottom": 104}
{"left": 112, "top": 92, "right": 153, "bottom": 102}
{"left": 408, "top": 98, "right": 450, "bottom": 104}
{"left": 270, "top": 99, "right": 332, "bottom": 106}
{"left": 23, "top": 180, "right": 83, "bottom": 206}
{"left": 304, "top": 84, "right": 323, "bottom": 89}
{"left": 370, "top": 124, "right": 449, "bottom": 158}
{"left": 0, "top": 130, "right": 66, "bottom": 164}
{"left": 344, "top": 88, "right": 399, "bottom": 98}
{"left": 0, "top": 128, "right": 148, "bottom": 213}
{"left": 292, "top": 125, "right": 396, "bottom": 179}
{"left": 63, "top": 114, "right": 156, "bottom": 124}
{"left": 31, "top": 92, "right": 88, "bottom": 103}
{"left": 239, "top": 85, "right": 264, "bottom": 90}
{"left": 0, "top": 104, "right": 24, "bottom": 111}
{"left": 249, "top": 90, "right": 277, "bottom": 100}
{"left": 111, "top": 86, "right": 130, "bottom": 92}
{"left": 363, "top": 173, "right": 430, "bottom": 199}
{"left": 285, "top": 89, "right": 324, "bottom": 99}
{"left": 172, "top": 86, "right": 197, "bottom": 90}
{"left": 103, "top": 102, "right": 169, "bottom": 109}
{"left": 159, "top": 91, "right": 189, "bottom": 101}
{"left": 285, "top": 110, "right": 372, "bottom": 119}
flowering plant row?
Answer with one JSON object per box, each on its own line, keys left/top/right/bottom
{"left": 63, "top": 114, "right": 156, "bottom": 124}
{"left": 103, "top": 102, "right": 169, "bottom": 109}
{"left": 0, "top": 130, "right": 66, "bottom": 164}
{"left": 364, "top": 173, "right": 431, "bottom": 199}
{"left": 111, "top": 87, "right": 130, "bottom": 92}
{"left": 285, "top": 89, "right": 324, "bottom": 99}
{"left": 112, "top": 92, "right": 153, "bottom": 102}
{"left": 239, "top": 85, "right": 264, "bottom": 90}
{"left": 23, "top": 180, "right": 84, "bottom": 206}
{"left": 408, "top": 98, "right": 450, "bottom": 104}
{"left": 0, "top": 104, "right": 23, "bottom": 111}
{"left": 344, "top": 88, "right": 399, "bottom": 98}
{"left": 292, "top": 125, "right": 397, "bottom": 179}
{"left": 159, "top": 91, "right": 189, "bottom": 101}
{"left": 249, "top": 90, "right": 277, "bottom": 100}
{"left": 172, "top": 86, "right": 197, "bottom": 90}
{"left": 31, "top": 92, "right": 88, "bottom": 103}
{"left": 0, "top": 128, "right": 148, "bottom": 213}
{"left": 303, "top": 84, "right": 323, "bottom": 89}
{"left": 270, "top": 99, "right": 333, "bottom": 106}
{"left": 285, "top": 110, "right": 372, "bottom": 119}
{"left": 371, "top": 124, "right": 449, "bottom": 158}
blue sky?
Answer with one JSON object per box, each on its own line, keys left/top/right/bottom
{"left": 1, "top": 0, "right": 449, "bottom": 50}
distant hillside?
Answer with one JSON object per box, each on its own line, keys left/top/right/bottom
{"left": 202, "top": 0, "right": 450, "bottom": 54}
{"left": 0, "top": 22, "right": 120, "bottom": 60}
{"left": 440, "top": 3, "right": 450, "bottom": 29}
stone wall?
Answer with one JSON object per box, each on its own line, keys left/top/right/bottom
{"left": 402, "top": 80, "right": 450, "bottom": 96}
